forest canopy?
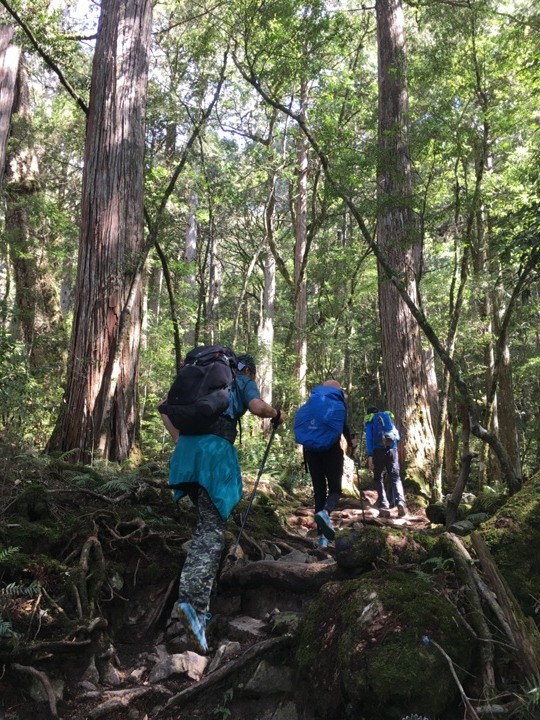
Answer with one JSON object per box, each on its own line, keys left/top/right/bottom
{"left": 0, "top": 0, "right": 538, "bottom": 497}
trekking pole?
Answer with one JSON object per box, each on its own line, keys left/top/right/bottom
{"left": 228, "top": 420, "right": 279, "bottom": 560}
{"left": 353, "top": 451, "right": 366, "bottom": 523}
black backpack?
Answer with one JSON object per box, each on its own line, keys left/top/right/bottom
{"left": 159, "top": 345, "right": 237, "bottom": 434}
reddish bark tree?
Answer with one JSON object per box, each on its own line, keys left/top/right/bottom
{"left": 49, "top": 0, "right": 153, "bottom": 462}
{"left": 375, "top": 0, "right": 436, "bottom": 482}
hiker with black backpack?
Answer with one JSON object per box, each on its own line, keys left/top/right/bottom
{"left": 364, "top": 404, "right": 408, "bottom": 518}
{"left": 294, "top": 379, "right": 357, "bottom": 549}
{"left": 159, "top": 349, "right": 285, "bottom": 654}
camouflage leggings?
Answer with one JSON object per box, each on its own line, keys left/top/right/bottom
{"left": 178, "top": 486, "right": 225, "bottom": 614}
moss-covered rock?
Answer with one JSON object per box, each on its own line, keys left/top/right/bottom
{"left": 334, "top": 526, "right": 435, "bottom": 573}
{"left": 295, "top": 570, "right": 474, "bottom": 720}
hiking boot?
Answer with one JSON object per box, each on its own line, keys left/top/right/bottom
{"left": 172, "top": 602, "right": 208, "bottom": 654}
{"left": 318, "top": 536, "right": 329, "bottom": 549}
{"left": 397, "top": 503, "right": 408, "bottom": 518}
{"left": 378, "top": 507, "right": 392, "bottom": 518}
{"left": 314, "top": 510, "right": 335, "bottom": 540}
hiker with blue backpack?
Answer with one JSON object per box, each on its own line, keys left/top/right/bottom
{"left": 294, "top": 380, "right": 357, "bottom": 548}
{"left": 364, "top": 404, "right": 408, "bottom": 517}
{"left": 159, "top": 349, "right": 285, "bottom": 654}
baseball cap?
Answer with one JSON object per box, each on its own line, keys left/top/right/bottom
{"left": 237, "top": 353, "right": 256, "bottom": 373}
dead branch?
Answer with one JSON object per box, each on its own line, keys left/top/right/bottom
{"left": 444, "top": 533, "right": 497, "bottom": 691}
{"left": 427, "top": 639, "right": 481, "bottom": 720}
{"left": 155, "top": 635, "right": 291, "bottom": 717}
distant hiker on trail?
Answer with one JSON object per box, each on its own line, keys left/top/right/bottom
{"left": 294, "top": 379, "right": 357, "bottom": 549}
{"left": 159, "top": 350, "right": 285, "bottom": 654}
{"left": 364, "top": 404, "right": 407, "bottom": 518}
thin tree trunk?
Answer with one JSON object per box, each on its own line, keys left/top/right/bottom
{"left": 294, "top": 80, "right": 309, "bottom": 398}
{"left": 258, "top": 174, "right": 277, "bottom": 406}
{"left": 183, "top": 190, "right": 198, "bottom": 349}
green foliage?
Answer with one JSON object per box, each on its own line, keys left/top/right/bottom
{"left": 98, "top": 478, "right": 137, "bottom": 495}
{"left": 416, "top": 556, "right": 454, "bottom": 582}
{"left": 0, "top": 547, "right": 21, "bottom": 563}
{"left": 213, "top": 688, "right": 234, "bottom": 719}
{"left": 0, "top": 617, "right": 16, "bottom": 640}
{"left": 1, "top": 0, "right": 539, "bottom": 499}
{"left": 1, "top": 580, "right": 41, "bottom": 598}
{"left": 0, "top": 332, "right": 64, "bottom": 447}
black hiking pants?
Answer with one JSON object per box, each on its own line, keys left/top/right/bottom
{"left": 304, "top": 441, "right": 344, "bottom": 533}
{"left": 373, "top": 446, "right": 405, "bottom": 508}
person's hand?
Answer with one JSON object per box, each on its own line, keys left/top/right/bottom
{"left": 271, "top": 408, "right": 286, "bottom": 427}
{"left": 368, "top": 456, "right": 374, "bottom": 471}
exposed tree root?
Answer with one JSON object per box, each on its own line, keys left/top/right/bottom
{"left": 85, "top": 684, "right": 171, "bottom": 719}
{"left": 220, "top": 559, "right": 337, "bottom": 593}
{"left": 11, "top": 662, "right": 58, "bottom": 719}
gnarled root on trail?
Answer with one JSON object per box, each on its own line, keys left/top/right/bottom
{"left": 84, "top": 685, "right": 171, "bottom": 719}
{"left": 11, "top": 662, "right": 58, "bottom": 720}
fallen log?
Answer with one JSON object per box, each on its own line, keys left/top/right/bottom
{"left": 471, "top": 532, "right": 540, "bottom": 684}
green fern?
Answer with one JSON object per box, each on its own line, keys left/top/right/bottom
{"left": 420, "top": 556, "right": 454, "bottom": 574}
{"left": 0, "top": 616, "right": 15, "bottom": 639}
{"left": 0, "top": 546, "right": 21, "bottom": 562}
{"left": 1, "top": 580, "right": 41, "bottom": 598}
{"left": 100, "top": 478, "right": 134, "bottom": 494}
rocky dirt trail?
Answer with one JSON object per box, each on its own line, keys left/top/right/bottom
{"left": 58, "top": 494, "right": 430, "bottom": 720}
{"left": 0, "top": 454, "right": 431, "bottom": 720}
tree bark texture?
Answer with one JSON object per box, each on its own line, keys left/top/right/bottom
{"left": 0, "top": 25, "right": 18, "bottom": 187}
{"left": 375, "top": 0, "right": 435, "bottom": 481}
{"left": 49, "top": 0, "right": 153, "bottom": 462}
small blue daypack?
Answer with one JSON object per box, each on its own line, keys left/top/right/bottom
{"left": 294, "top": 385, "right": 347, "bottom": 451}
{"left": 371, "top": 410, "right": 400, "bottom": 448}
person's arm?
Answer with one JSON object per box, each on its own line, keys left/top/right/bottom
{"left": 365, "top": 421, "right": 374, "bottom": 469}
{"left": 343, "top": 422, "right": 358, "bottom": 454}
{"left": 248, "top": 398, "right": 286, "bottom": 425}
{"left": 159, "top": 395, "right": 180, "bottom": 443}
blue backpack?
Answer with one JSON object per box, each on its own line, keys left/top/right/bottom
{"left": 294, "top": 385, "right": 346, "bottom": 451}
{"left": 370, "top": 410, "right": 400, "bottom": 448}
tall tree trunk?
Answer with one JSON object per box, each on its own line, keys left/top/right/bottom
{"left": 6, "top": 56, "right": 64, "bottom": 370}
{"left": 0, "top": 26, "right": 18, "bottom": 329}
{"left": 375, "top": 0, "right": 435, "bottom": 484}
{"left": 49, "top": 0, "right": 153, "bottom": 463}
